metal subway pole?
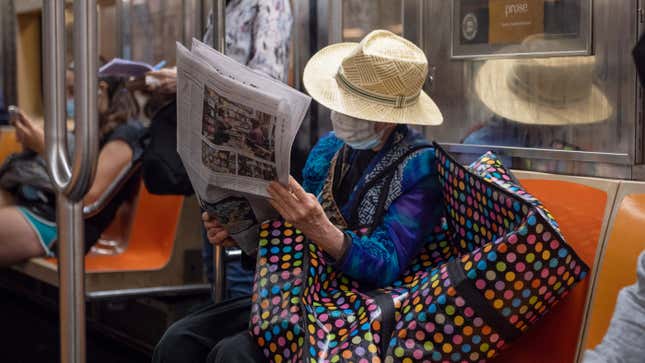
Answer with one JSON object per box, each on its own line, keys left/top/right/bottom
{"left": 43, "top": 1, "right": 99, "bottom": 362}
{"left": 212, "top": 0, "right": 226, "bottom": 304}
{"left": 328, "top": 0, "right": 343, "bottom": 44}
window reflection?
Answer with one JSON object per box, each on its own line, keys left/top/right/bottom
{"left": 123, "top": 0, "right": 184, "bottom": 65}
{"left": 464, "top": 37, "right": 612, "bottom": 152}
{"left": 342, "top": 0, "right": 402, "bottom": 42}
{"left": 420, "top": 0, "right": 630, "bottom": 161}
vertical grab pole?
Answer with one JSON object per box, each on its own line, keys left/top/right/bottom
{"left": 212, "top": 0, "right": 226, "bottom": 304}
{"left": 328, "top": 0, "right": 343, "bottom": 44}
{"left": 43, "top": 1, "right": 99, "bottom": 362}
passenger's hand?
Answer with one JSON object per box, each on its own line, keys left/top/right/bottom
{"left": 145, "top": 68, "right": 177, "bottom": 94}
{"left": 267, "top": 176, "right": 345, "bottom": 260}
{"left": 14, "top": 110, "right": 45, "bottom": 155}
{"left": 202, "top": 212, "right": 237, "bottom": 247}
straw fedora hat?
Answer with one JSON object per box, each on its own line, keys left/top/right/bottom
{"left": 303, "top": 30, "right": 443, "bottom": 126}
{"left": 475, "top": 48, "right": 612, "bottom": 125}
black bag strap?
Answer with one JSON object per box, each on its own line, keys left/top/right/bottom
{"left": 447, "top": 259, "right": 522, "bottom": 342}
{"left": 365, "top": 289, "right": 396, "bottom": 356}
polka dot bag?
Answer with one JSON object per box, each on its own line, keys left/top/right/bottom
{"left": 249, "top": 143, "right": 589, "bottom": 362}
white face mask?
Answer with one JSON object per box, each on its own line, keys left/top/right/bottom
{"left": 330, "top": 111, "right": 385, "bottom": 150}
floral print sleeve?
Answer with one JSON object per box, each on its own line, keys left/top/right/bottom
{"left": 204, "top": 0, "right": 292, "bottom": 83}
{"left": 247, "top": 0, "right": 293, "bottom": 83}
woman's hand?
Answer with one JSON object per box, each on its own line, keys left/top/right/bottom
{"left": 267, "top": 176, "right": 345, "bottom": 260}
{"left": 145, "top": 68, "right": 177, "bottom": 94}
{"left": 202, "top": 212, "right": 237, "bottom": 247}
{"left": 13, "top": 110, "right": 45, "bottom": 155}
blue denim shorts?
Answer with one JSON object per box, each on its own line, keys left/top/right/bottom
{"left": 18, "top": 207, "right": 57, "bottom": 256}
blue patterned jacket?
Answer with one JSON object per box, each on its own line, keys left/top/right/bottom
{"left": 302, "top": 125, "right": 444, "bottom": 286}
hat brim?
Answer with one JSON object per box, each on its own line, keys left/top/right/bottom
{"left": 303, "top": 43, "right": 443, "bottom": 126}
{"left": 475, "top": 59, "right": 613, "bottom": 126}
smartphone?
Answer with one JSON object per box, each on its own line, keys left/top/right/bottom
{"left": 8, "top": 105, "right": 19, "bottom": 126}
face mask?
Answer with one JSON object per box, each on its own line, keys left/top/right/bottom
{"left": 66, "top": 98, "right": 74, "bottom": 118}
{"left": 331, "top": 111, "right": 384, "bottom": 150}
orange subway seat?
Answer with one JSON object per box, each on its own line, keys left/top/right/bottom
{"left": 46, "top": 182, "right": 183, "bottom": 273}
{"left": 0, "top": 128, "right": 22, "bottom": 162}
{"left": 583, "top": 186, "right": 645, "bottom": 350}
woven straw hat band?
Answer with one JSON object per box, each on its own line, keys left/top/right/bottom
{"left": 335, "top": 70, "right": 420, "bottom": 108}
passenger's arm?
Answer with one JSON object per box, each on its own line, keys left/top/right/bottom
{"left": 247, "top": 0, "right": 293, "bottom": 82}
{"left": 268, "top": 177, "right": 346, "bottom": 259}
{"left": 83, "top": 140, "right": 133, "bottom": 205}
{"left": 336, "top": 176, "right": 443, "bottom": 287}
{"left": 13, "top": 109, "right": 45, "bottom": 155}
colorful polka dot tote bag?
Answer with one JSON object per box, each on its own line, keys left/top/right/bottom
{"left": 249, "top": 143, "right": 589, "bottom": 362}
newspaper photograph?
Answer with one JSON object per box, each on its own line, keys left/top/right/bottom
{"left": 201, "top": 85, "right": 277, "bottom": 172}
{"left": 176, "top": 40, "right": 311, "bottom": 248}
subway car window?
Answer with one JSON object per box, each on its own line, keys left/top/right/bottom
{"left": 118, "top": 0, "right": 186, "bottom": 65}
{"left": 420, "top": 0, "right": 634, "bottom": 178}
{"left": 342, "top": 0, "right": 402, "bottom": 41}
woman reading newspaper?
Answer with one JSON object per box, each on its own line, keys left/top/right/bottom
{"left": 155, "top": 30, "right": 446, "bottom": 362}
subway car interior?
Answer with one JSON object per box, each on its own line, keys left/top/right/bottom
{"left": 0, "top": 0, "right": 644, "bottom": 362}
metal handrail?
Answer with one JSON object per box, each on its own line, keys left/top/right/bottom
{"left": 43, "top": 1, "right": 98, "bottom": 362}
{"left": 45, "top": 2, "right": 99, "bottom": 202}
{"left": 82, "top": 161, "right": 142, "bottom": 218}
{"left": 328, "top": 0, "right": 343, "bottom": 44}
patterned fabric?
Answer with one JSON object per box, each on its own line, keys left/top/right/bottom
{"left": 303, "top": 125, "right": 444, "bottom": 286}
{"left": 203, "top": 0, "right": 292, "bottom": 83}
{"left": 250, "top": 143, "right": 590, "bottom": 362}
{"left": 319, "top": 151, "right": 350, "bottom": 229}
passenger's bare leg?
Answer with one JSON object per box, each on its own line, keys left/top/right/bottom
{"left": 0, "top": 189, "right": 15, "bottom": 207}
{"left": 0, "top": 207, "right": 45, "bottom": 266}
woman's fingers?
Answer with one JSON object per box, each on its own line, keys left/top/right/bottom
{"left": 288, "top": 176, "right": 308, "bottom": 201}
{"left": 268, "top": 181, "right": 298, "bottom": 211}
{"left": 213, "top": 229, "right": 229, "bottom": 243}
{"left": 268, "top": 195, "right": 293, "bottom": 222}
{"left": 16, "top": 110, "right": 33, "bottom": 130}
{"left": 14, "top": 122, "right": 28, "bottom": 144}
{"left": 201, "top": 211, "right": 217, "bottom": 223}
{"left": 206, "top": 227, "right": 229, "bottom": 242}
{"left": 202, "top": 211, "right": 223, "bottom": 228}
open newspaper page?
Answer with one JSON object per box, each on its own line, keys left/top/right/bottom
{"left": 176, "top": 41, "right": 311, "bottom": 254}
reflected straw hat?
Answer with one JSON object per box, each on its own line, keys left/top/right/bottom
{"left": 475, "top": 40, "right": 612, "bottom": 125}
{"left": 303, "top": 30, "right": 443, "bottom": 126}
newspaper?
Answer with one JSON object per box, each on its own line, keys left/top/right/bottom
{"left": 176, "top": 40, "right": 311, "bottom": 254}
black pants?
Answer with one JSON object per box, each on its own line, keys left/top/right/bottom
{"left": 208, "top": 332, "right": 265, "bottom": 363}
{"left": 152, "top": 297, "right": 264, "bottom": 363}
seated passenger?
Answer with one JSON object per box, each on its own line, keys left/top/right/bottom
{"left": 583, "top": 251, "right": 645, "bottom": 363}
{"left": 154, "top": 30, "right": 444, "bottom": 363}
{"left": 0, "top": 76, "right": 144, "bottom": 266}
